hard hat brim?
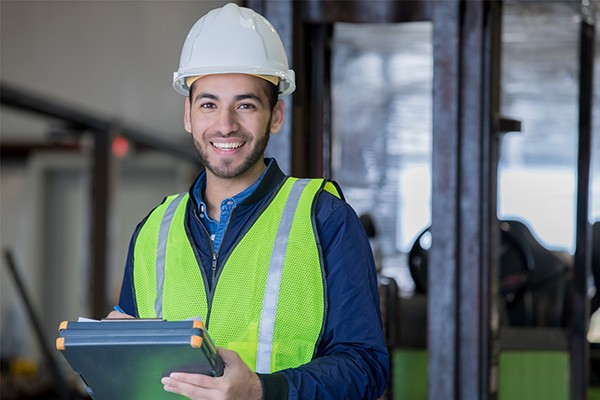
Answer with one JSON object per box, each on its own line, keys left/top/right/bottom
{"left": 173, "top": 69, "right": 295, "bottom": 98}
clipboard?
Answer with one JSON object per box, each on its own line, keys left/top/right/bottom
{"left": 56, "top": 318, "right": 224, "bottom": 400}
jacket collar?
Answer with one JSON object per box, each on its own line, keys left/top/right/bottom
{"left": 242, "top": 158, "right": 286, "bottom": 205}
{"left": 188, "top": 158, "right": 287, "bottom": 211}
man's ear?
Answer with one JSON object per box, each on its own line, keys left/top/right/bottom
{"left": 269, "top": 100, "right": 286, "bottom": 134}
{"left": 184, "top": 98, "right": 192, "bottom": 133}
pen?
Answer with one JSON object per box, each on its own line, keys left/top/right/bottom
{"left": 113, "top": 305, "right": 125, "bottom": 314}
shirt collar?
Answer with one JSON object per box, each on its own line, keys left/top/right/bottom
{"left": 191, "top": 158, "right": 274, "bottom": 214}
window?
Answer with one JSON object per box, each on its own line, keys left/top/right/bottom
{"left": 499, "top": 1, "right": 599, "bottom": 254}
{"left": 332, "top": 22, "right": 433, "bottom": 292}
{"left": 331, "top": 3, "right": 598, "bottom": 295}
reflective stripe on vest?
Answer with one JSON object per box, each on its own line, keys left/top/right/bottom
{"left": 133, "top": 177, "right": 340, "bottom": 372}
{"left": 255, "top": 178, "right": 309, "bottom": 372}
{"left": 154, "top": 193, "right": 186, "bottom": 318}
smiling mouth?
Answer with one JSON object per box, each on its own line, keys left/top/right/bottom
{"left": 211, "top": 142, "right": 244, "bottom": 150}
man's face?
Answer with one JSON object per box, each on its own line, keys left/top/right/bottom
{"left": 184, "top": 73, "right": 284, "bottom": 182}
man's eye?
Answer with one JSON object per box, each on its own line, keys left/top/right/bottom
{"left": 200, "top": 102, "right": 216, "bottom": 109}
{"left": 238, "top": 103, "right": 256, "bottom": 110}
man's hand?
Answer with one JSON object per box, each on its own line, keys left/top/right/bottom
{"left": 161, "top": 348, "right": 263, "bottom": 400}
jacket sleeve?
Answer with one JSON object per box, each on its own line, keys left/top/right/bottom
{"left": 117, "top": 204, "right": 162, "bottom": 318}
{"left": 260, "top": 192, "right": 390, "bottom": 399}
{"left": 117, "top": 223, "right": 142, "bottom": 318}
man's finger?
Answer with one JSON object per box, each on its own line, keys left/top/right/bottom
{"left": 162, "top": 375, "right": 219, "bottom": 399}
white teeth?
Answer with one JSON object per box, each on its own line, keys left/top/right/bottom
{"left": 212, "top": 142, "right": 243, "bottom": 150}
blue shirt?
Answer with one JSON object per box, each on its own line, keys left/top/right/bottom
{"left": 192, "top": 160, "right": 270, "bottom": 253}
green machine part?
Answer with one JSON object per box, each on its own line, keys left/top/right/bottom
{"left": 392, "top": 349, "right": 573, "bottom": 400}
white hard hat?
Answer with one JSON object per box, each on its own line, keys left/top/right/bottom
{"left": 173, "top": 3, "right": 295, "bottom": 97}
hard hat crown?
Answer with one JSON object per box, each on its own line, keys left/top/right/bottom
{"left": 173, "top": 3, "right": 295, "bottom": 97}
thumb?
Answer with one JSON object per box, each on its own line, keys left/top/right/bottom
{"left": 217, "top": 348, "right": 241, "bottom": 364}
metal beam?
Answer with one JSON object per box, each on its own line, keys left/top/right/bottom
{"left": 302, "top": 0, "right": 431, "bottom": 23}
{"left": 302, "top": 22, "right": 333, "bottom": 178}
{"left": 430, "top": 1, "right": 501, "bottom": 399}
{"left": 3, "top": 250, "right": 76, "bottom": 400}
{"left": 0, "top": 82, "right": 199, "bottom": 164}
{"left": 90, "top": 130, "right": 111, "bottom": 318}
{"left": 571, "top": 1, "right": 596, "bottom": 398}
{"left": 430, "top": 2, "right": 460, "bottom": 395}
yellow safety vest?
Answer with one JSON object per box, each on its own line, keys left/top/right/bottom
{"left": 132, "top": 177, "right": 340, "bottom": 373}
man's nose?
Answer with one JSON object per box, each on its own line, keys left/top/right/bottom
{"left": 214, "top": 109, "right": 240, "bottom": 135}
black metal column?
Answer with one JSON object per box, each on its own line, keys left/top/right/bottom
{"left": 430, "top": 2, "right": 460, "bottom": 396}
{"left": 304, "top": 23, "right": 333, "bottom": 179}
{"left": 571, "top": 1, "right": 596, "bottom": 398}
{"left": 91, "top": 131, "right": 112, "bottom": 318}
{"left": 429, "top": 1, "right": 500, "bottom": 399}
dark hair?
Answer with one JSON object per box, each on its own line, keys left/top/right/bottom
{"left": 264, "top": 81, "right": 279, "bottom": 110}
{"left": 188, "top": 77, "right": 280, "bottom": 110}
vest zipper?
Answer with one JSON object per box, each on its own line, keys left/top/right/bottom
{"left": 204, "top": 206, "right": 237, "bottom": 329}
{"left": 192, "top": 207, "right": 217, "bottom": 328}
{"left": 192, "top": 204, "right": 236, "bottom": 329}
{"left": 211, "top": 253, "right": 218, "bottom": 284}
{"left": 205, "top": 240, "right": 217, "bottom": 330}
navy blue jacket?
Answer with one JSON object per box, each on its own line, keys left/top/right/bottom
{"left": 117, "top": 159, "right": 389, "bottom": 399}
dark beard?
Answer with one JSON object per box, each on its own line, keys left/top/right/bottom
{"left": 194, "top": 130, "right": 270, "bottom": 179}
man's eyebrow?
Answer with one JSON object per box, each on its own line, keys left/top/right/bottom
{"left": 192, "top": 92, "right": 264, "bottom": 104}
{"left": 192, "top": 92, "right": 218, "bottom": 104}
{"left": 235, "top": 93, "right": 261, "bottom": 101}
{"left": 236, "top": 93, "right": 268, "bottom": 106}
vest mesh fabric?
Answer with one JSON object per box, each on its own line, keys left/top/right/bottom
{"left": 134, "top": 194, "right": 207, "bottom": 319}
{"left": 208, "top": 193, "right": 280, "bottom": 368}
{"left": 163, "top": 196, "right": 207, "bottom": 321}
{"left": 133, "top": 178, "right": 335, "bottom": 372}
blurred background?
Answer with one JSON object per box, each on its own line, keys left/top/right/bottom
{"left": 1, "top": 1, "right": 598, "bottom": 399}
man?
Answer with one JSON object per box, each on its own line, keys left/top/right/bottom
{"left": 111, "top": 3, "right": 389, "bottom": 399}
